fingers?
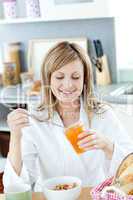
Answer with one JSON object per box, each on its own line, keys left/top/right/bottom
{"left": 7, "top": 108, "right": 29, "bottom": 121}
{"left": 10, "top": 122, "right": 30, "bottom": 131}
{"left": 78, "top": 129, "right": 96, "bottom": 139}
{"left": 8, "top": 114, "right": 28, "bottom": 122}
{"left": 14, "top": 122, "right": 30, "bottom": 128}
{"left": 11, "top": 117, "right": 29, "bottom": 125}
{"left": 78, "top": 132, "right": 88, "bottom": 139}
{"left": 78, "top": 134, "right": 96, "bottom": 145}
{"left": 7, "top": 108, "right": 30, "bottom": 137}
{"left": 83, "top": 145, "right": 98, "bottom": 151}
{"left": 77, "top": 130, "right": 97, "bottom": 151}
{"left": 79, "top": 139, "right": 97, "bottom": 148}
{"left": 77, "top": 131, "right": 110, "bottom": 152}
{"left": 9, "top": 108, "right": 28, "bottom": 115}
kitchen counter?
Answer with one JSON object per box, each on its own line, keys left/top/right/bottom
{"left": 0, "top": 188, "right": 92, "bottom": 200}
{"left": 95, "top": 82, "right": 133, "bottom": 104}
{"left": 1, "top": 82, "right": 133, "bottom": 105}
{"left": 0, "top": 85, "right": 41, "bottom": 104}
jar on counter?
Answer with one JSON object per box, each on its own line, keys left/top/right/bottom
{"left": 2, "top": 0, "right": 17, "bottom": 19}
{"left": 3, "top": 62, "right": 18, "bottom": 86}
{"left": 25, "top": 0, "right": 40, "bottom": 18}
{"left": 3, "top": 42, "right": 21, "bottom": 86}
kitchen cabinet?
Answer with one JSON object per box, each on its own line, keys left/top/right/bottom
{"left": 0, "top": 156, "right": 6, "bottom": 193}
{"left": 0, "top": 0, "right": 113, "bottom": 25}
{"left": 0, "top": 132, "right": 10, "bottom": 157}
{"left": 0, "top": 172, "right": 3, "bottom": 193}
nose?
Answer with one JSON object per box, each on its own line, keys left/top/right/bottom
{"left": 63, "top": 78, "right": 73, "bottom": 89}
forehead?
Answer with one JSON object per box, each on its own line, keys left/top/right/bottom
{"left": 55, "top": 59, "right": 84, "bottom": 74}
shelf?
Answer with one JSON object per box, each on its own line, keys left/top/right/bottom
{"left": 0, "top": 0, "right": 114, "bottom": 25}
{"left": 0, "top": 15, "right": 113, "bottom": 25}
{"left": 0, "top": 17, "right": 81, "bottom": 25}
{"left": 0, "top": 17, "right": 48, "bottom": 25}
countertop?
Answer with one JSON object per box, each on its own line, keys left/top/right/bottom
{"left": 0, "top": 82, "right": 133, "bottom": 104}
{"left": 95, "top": 82, "right": 133, "bottom": 104}
{"left": 0, "top": 85, "right": 41, "bottom": 104}
{"left": 0, "top": 188, "right": 92, "bottom": 200}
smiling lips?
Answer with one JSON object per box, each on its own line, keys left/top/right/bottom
{"left": 59, "top": 89, "right": 76, "bottom": 95}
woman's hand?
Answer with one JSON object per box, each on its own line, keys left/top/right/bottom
{"left": 7, "top": 108, "right": 29, "bottom": 175}
{"left": 77, "top": 130, "right": 114, "bottom": 159}
{"left": 7, "top": 108, "right": 29, "bottom": 140}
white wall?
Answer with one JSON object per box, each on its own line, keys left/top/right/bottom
{"left": 114, "top": 1, "right": 133, "bottom": 70}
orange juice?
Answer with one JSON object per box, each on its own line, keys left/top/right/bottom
{"left": 65, "top": 122, "right": 85, "bottom": 154}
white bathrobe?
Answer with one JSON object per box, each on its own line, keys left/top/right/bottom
{"left": 3, "top": 100, "right": 133, "bottom": 192}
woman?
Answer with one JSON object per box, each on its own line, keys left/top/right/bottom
{"left": 3, "top": 41, "right": 133, "bottom": 191}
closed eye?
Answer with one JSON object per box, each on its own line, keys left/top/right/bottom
{"left": 56, "top": 76, "right": 64, "bottom": 79}
{"left": 72, "top": 76, "right": 80, "bottom": 80}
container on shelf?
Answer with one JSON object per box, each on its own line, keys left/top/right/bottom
{"left": 39, "top": 0, "right": 50, "bottom": 18}
{"left": 20, "top": 72, "right": 34, "bottom": 88}
{"left": 25, "top": 0, "right": 40, "bottom": 18}
{"left": 3, "top": 42, "right": 21, "bottom": 86}
{"left": 2, "top": 0, "right": 17, "bottom": 19}
{"left": 3, "top": 62, "right": 18, "bottom": 86}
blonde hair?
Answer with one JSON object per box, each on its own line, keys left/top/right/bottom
{"left": 38, "top": 41, "right": 104, "bottom": 127}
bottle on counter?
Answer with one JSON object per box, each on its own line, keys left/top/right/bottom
{"left": 25, "top": 0, "right": 40, "bottom": 18}
{"left": 2, "top": 42, "right": 21, "bottom": 86}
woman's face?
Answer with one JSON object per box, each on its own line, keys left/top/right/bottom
{"left": 51, "top": 59, "right": 84, "bottom": 104}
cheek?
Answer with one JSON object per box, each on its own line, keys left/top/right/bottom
{"left": 50, "top": 78, "right": 60, "bottom": 95}
{"left": 76, "top": 77, "right": 84, "bottom": 91}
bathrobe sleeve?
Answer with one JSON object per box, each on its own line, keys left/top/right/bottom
{"left": 3, "top": 125, "right": 39, "bottom": 192}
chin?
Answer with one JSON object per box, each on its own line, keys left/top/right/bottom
{"left": 57, "top": 94, "right": 81, "bottom": 104}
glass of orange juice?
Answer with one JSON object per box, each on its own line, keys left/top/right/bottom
{"left": 65, "top": 122, "right": 85, "bottom": 154}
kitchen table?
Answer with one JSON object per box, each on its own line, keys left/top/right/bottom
{"left": 0, "top": 187, "right": 92, "bottom": 200}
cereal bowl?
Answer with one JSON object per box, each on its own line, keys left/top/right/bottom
{"left": 42, "top": 176, "right": 82, "bottom": 200}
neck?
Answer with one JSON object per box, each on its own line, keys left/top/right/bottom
{"left": 57, "top": 98, "right": 80, "bottom": 118}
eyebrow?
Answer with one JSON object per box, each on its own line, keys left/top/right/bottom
{"left": 72, "top": 71, "right": 80, "bottom": 75}
{"left": 56, "top": 72, "right": 64, "bottom": 75}
{"left": 56, "top": 71, "right": 80, "bottom": 75}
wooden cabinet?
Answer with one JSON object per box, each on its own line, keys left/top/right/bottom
{"left": 0, "top": 172, "right": 4, "bottom": 193}
{"left": 0, "top": 133, "right": 9, "bottom": 193}
{"left": 0, "top": 132, "right": 10, "bottom": 157}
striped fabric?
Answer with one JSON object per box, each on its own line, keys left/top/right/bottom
{"left": 90, "top": 177, "right": 133, "bottom": 200}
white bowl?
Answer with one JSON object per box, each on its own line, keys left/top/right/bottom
{"left": 42, "top": 176, "right": 82, "bottom": 200}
